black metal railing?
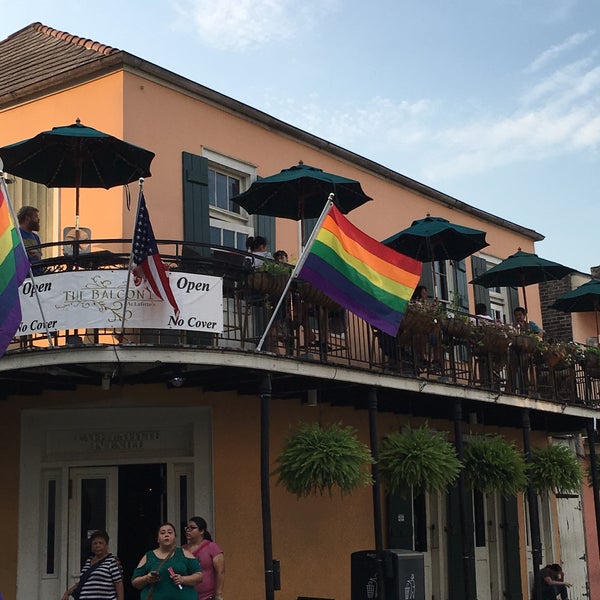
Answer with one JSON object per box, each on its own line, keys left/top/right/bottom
{"left": 7, "top": 239, "right": 600, "bottom": 407}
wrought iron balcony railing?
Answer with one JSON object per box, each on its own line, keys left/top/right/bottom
{"left": 5, "top": 238, "right": 600, "bottom": 407}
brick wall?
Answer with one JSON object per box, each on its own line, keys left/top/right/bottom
{"left": 540, "top": 276, "right": 573, "bottom": 341}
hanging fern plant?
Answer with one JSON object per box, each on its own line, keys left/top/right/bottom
{"left": 529, "top": 444, "right": 582, "bottom": 494}
{"left": 379, "top": 425, "right": 461, "bottom": 496}
{"left": 273, "top": 422, "right": 374, "bottom": 497}
{"left": 463, "top": 436, "right": 527, "bottom": 495}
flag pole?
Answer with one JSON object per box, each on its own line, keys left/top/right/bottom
{"left": 118, "top": 178, "right": 145, "bottom": 340}
{"left": 255, "top": 195, "right": 334, "bottom": 352}
{"left": 0, "top": 170, "right": 54, "bottom": 348}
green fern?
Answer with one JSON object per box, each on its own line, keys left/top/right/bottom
{"left": 273, "top": 422, "right": 374, "bottom": 497}
{"left": 379, "top": 425, "right": 461, "bottom": 496}
{"left": 529, "top": 445, "right": 582, "bottom": 494}
{"left": 463, "top": 436, "right": 527, "bottom": 495}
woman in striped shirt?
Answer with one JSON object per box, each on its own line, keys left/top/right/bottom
{"left": 61, "top": 530, "right": 123, "bottom": 600}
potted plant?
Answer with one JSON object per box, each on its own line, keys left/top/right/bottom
{"left": 273, "top": 422, "right": 374, "bottom": 497}
{"left": 529, "top": 444, "right": 582, "bottom": 494}
{"left": 463, "top": 435, "right": 527, "bottom": 495}
{"left": 584, "top": 346, "right": 600, "bottom": 378}
{"left": 378, "top": 425, "right": 461, "bottom": 495}
{"left": 441, "top": 311, "right": 473, "bottom": 341}
{"left": 471, "top": 321, "right": 512, "bottom": 355}
{"left": 509, "top": 328, "right": 541, "bottom": 354}
{"left": 247, "top": 260, "right": 292, "bottom": 295}
{"left": 399, "top": 302, "right": 444, "bottom": 336}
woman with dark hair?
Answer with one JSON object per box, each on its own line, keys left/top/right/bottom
{"left": 61, "top": 530, "right": 123, "bottom": 600}
{"left": 246, "top": 235, "right": 273, "bottom": 268}
{"left": 183, "top": 517, "right": 225, "bottom": 600}
{"left": 132, "top": 522, "right": 202, "bottom": 600}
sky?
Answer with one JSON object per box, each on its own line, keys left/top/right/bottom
{"left": 1, "top": 0, "right": 599, "bottom": 273}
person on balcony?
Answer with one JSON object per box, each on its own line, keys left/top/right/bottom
{"left": 246, "top": 236, "right": 273, "bottom": 268}
{"left": 474, "top": 303, "right": 494, "bottom": 322}
{"left": 273, "top": 249, "right": 289, "bottom": 263}
{"left": 17, "top": 205, "right": 43, "bottom": 274}
{"left": 513, "top": 306, "right": 543, "bottom": 337}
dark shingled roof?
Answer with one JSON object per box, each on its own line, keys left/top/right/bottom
{"left": 0, "top": 22, "right": 121, "bottom": 106}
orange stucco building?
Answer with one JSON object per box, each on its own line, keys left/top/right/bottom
{"left": 1, "top": 22, "right": 599, "bottom": 600}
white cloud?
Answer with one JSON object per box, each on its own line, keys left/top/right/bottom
{"left": 173, "top": 0, "right": 338, "bottom": 50}
{"left": 261, "top": 47, "right": 600, "bottom": 186}
{"left": 526, "top": 30, "right": 595, "bottom": 73}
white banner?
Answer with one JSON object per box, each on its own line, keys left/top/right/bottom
{"left": 18, "top": 270, "right": 223, "bottom": 334}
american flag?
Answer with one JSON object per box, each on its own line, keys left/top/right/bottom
{"left": 132, "top": 193, "right": 179, "bottom": 317}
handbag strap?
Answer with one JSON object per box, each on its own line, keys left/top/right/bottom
{"left": 73, "top": 554, "right": 111, "bottom": 596}
{"left": 147, "top": 549, "right": 175, "bottom": 599}
{"left": 154, "top": 549, "right": 175, "bottom": 572}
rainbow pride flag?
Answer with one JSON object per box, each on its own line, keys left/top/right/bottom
{"left": 0, "top": 186, "right": 30, "bottom": 356}
{"left": 298, "top": 204, "right": 422, "bottom": 336}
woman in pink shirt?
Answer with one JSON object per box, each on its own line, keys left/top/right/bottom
{"left": 183, "top": 517, "right": 225, "bottom": 600}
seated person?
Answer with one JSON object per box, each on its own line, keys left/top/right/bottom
{"left": 246, "top": 235, "right": 273, "bottom": 268}
{"left": 411, "top": 284, "right": 429, "bottom": 303}
{"left": 513, "top": 306, "right": 543, "bottom": 337}
{"left": 473, "top": 302, "right": 494, "bottom": 323}
{"left": 18, "top": 205, "right": 43, "bottom": 274}
{"left": 273, "top": 249, "right": 289, "bottom": 263}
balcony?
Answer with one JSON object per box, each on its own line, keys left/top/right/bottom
{"left": 4, "top": 239, "right": 600, "bottom": 411}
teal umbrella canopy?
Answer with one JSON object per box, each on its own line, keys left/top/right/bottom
{"left": 382, "top": 215, "right": 489, "bottom": 262}
{"left": 471, "top": 250, "right": 573, "bottom": 289}
{"left": 0, "top": 120, "right": 154, "bottom": 189}
{"left": 551, "top": 279, "right": 600, "bottom": 313}
{"left": 551, "top": 279, "right": 600, "bottom": 340}
{"left": 230, "top": 162, "right": 372, "bottom": 221}
{"left": 471, "top": 249, "right": 574, "bottom": 312}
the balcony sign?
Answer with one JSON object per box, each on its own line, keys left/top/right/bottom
{"left": 17, "top": 270, "right": 223, "bottom": 334}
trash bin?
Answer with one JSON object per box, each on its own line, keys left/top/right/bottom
{"left": 351, "top": 549, "right": 424, "bottom": 600}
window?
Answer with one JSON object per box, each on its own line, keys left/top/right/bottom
{"left": 208, "top": 169, "right": 241, "bottom": 214}
{"left": 5, "top": 175, "right": 58, "bottom": 256}
{"left": 202, "top": 148, "right": 257, "bottom": 249}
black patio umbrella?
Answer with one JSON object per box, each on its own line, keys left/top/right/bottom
{"left": 551, "top": 279, "right": 600, "bottom": 342}
{"left": 0, "top": 119, "right": 155, "bottom": 235}
{"left": 383, "top": 215, "right": 489, "bottom": 298}
{"left": 471, "top": 249, "right": 574, "bottom": 312}
{"left": 230, "top": 161, "right": 372, "bottom": 246}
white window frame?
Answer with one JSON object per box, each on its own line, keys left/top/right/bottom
{"left": 202, "top": 148, "right": 257, "bottom": 249}
{"left": 479, "top": 253, "right": 510, "bottom": 323}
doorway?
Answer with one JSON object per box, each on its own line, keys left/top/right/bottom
{"left": 68, "top": 464, "right": 167, "bottom": 600}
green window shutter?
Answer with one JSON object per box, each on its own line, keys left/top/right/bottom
{"left": 455, "top": 259, "right": 469, "bottom": 310}
{"left": 255, "top": 214, "right": 276, "bottom": 253}
{"left": 182, "top": 152, "right": 210, "bottom": 244}
{"left": 508, "top": 286, "right": 520, "bottom": 316}
{"left": 501, "top": 495, "right": 523, "bottom": 600}
{"left": 420, "top": 263, "right": 435, "bottom": 300}
{"left": 471, "top": 255, "right": 491, "bottom": 311}
{"left": 447, "top": 485, "right": 476, "bottom": 600}
{"left": 302, "top": 217, "right": 318, "bottom": 245}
